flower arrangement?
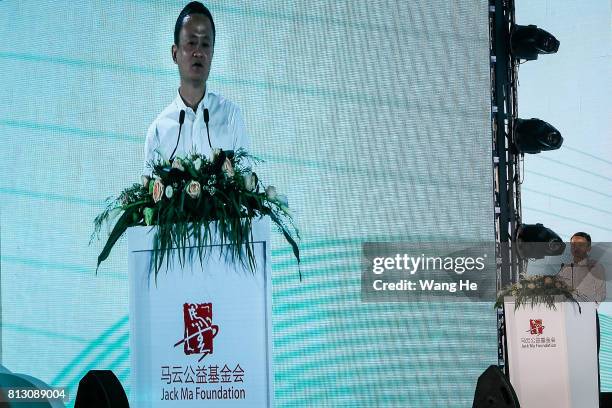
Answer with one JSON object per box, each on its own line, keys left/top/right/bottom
{"left": 92, "top": 149, "right": 299, "bottom": 278}
{"left": 495, "top": 274, "right": 579, "bottom": 310}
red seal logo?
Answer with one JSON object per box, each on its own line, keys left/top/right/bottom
{"left": 527, "top": 319, "right": 544, "bottom": 335}
{"left": 174, "top": 303, "right": 219, "bottom": 361}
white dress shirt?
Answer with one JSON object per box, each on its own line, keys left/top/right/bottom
{"left": 557, "top": 258, "right": 606, "bottom": 303}
{"left": 143, "top": 89, "right": 249, "bottom": 176}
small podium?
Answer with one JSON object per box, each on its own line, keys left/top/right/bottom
{"left": 127, "top": 217, "right": 273, "bottom": 407}
{"left": 504, "top": 298, "right": 598, "bottom": 408}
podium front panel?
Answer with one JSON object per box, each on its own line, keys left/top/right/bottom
{"left": 504, "top": 299, "right": 598, "bottom": 408}
{"left": 128, "top": 219, "right": 273, "bottom": 407}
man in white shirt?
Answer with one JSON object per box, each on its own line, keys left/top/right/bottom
{"left": 143, "top": 1, "right": 249, "bottom": 177}
{"left": 557, "top": 231, "right": 606, "bottom": 392}
{"left": 557, "top": 232, "right": 606, "bottom": 303}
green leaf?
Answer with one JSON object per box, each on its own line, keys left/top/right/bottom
{"left": 269, "top": 211, "right": 300, "bottom": 263}
{"left": 96, "top": 209, "right": 135, "bottom": 272}
{"left": 95, "top": 151, "right": 301, "bottom": 279}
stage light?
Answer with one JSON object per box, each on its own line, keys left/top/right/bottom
{"left": 511, "top": 24, "right": 560, "bottom": 60}
{"left": 517, "top": 223, "right": 566, "bottom": 260}
{"left": 515, "top": 118, "right": 563, "bottom": 154}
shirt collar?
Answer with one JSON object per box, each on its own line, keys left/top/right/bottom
{"left": 574, "top": 258, "right": 590, "bottom": 266}
{"left": 174, "top": 87, "right": 210, "bottom": 115}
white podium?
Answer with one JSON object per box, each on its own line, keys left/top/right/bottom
{"left": 504, "top": 298, "right": 598, "bottom": 408}
{"left": 128, "top": 217, "right": 273, "bottom": 407}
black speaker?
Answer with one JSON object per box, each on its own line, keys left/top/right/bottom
{"left": 473, "top": 365, "right": 520, "bottom": 408}
{"left": 74, "top": 370, "right": 128, "bottom": 408}
{"left": 600, "top": 392, "right": 612, "bottom": 408}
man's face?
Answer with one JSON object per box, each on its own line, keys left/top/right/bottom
{"left": 570, "top": 236, "right": 590, "bottom": 260}
{"left": 172, "top": 14, "right": 214, "bottom": 84}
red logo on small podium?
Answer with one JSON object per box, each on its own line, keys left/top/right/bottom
{"left": 527, "top": 319, "right": 544, "bottom": 335}
{"left": 174, "top": 303, "right": 219, "bottom": 361}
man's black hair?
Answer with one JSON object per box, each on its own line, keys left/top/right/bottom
{"left": 572, "top": 231, "right": 592, "bottom": 245}
{"left": 174, "top": 2, "right": 215, "bottom": 45}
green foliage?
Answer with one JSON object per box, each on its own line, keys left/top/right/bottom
{"left": 92, "top": 149, "right": 299, "bottom": 278}
{"left": 495, "top": 274, "right": 579, "bottom": 310}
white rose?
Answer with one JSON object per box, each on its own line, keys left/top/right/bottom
{"left": 152, "top": 179, "right": 164, "bottom": 203}
{"left": 194, "top": 157, "right": 203, "bottom": 171}
{"left": 243, "top": 173, "right": 257, "bottom": 191}
{"left": 266, "top": 186, "right": 277, "bottom": 200}
{"left": 165, "top": 185, "right": 174, "bottom": 199}
{"left": 171, "top": 159, "right": 185, "bottom": 171}
{"left": 141, "top": 175, "right": 150, "bottom": 188}
{"left": 186, "top": 180, "right": 201, "bottom": 199}
{"left": 222, "top": 158, "right": 235, "bottom": 177}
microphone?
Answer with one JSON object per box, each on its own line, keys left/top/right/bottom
{"left": 170, "top": 110, "right": 186, "bottom": 161}
{"left": 204, "top": 108, "right": 212, "bottom": 148}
